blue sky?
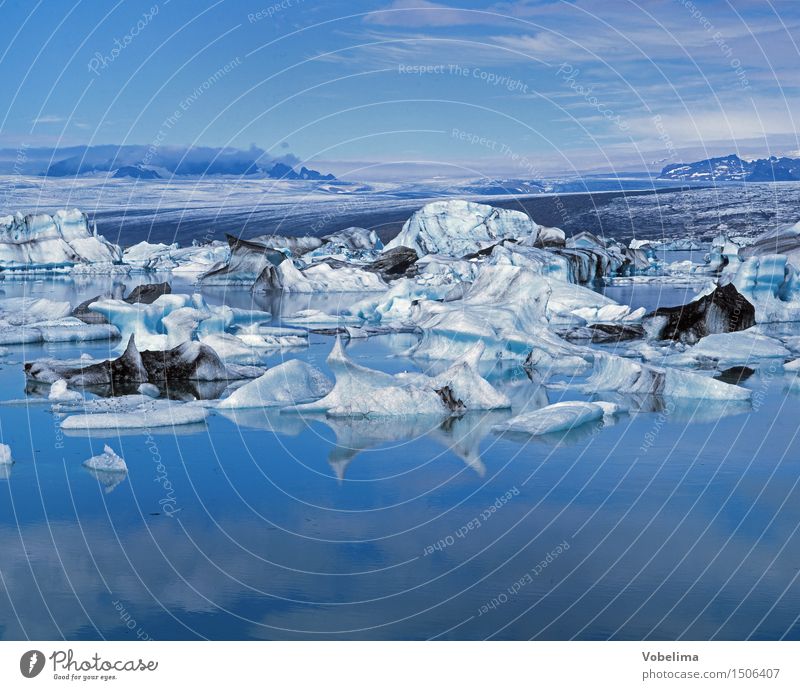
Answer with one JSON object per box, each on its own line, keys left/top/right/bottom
{"left": 1, "top": 0, "right": 798, "bottom": 179}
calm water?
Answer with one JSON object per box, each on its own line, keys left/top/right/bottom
{"left": 0, "top": 275, "right": 799, "bottom": 640}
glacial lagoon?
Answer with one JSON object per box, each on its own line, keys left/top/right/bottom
{"left": 1, "top": 273, "right": 799, "bottom": 640}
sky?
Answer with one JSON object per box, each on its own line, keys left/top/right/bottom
{"left": 1, "top": 0, "right": 799, "bottom": 179}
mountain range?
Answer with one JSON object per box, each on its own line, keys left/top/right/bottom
{"left": 659, "top": 154, "right": 800, "bottom": 182}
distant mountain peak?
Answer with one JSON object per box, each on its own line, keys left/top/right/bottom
{"left": 659, "top": 154, "right": 800, "bottom": 182}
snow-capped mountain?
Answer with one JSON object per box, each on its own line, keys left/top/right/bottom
{"left": 659, "top": 154, "right": 800, "bottom": 182}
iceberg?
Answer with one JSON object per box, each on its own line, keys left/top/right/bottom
{"left": 122, "top": 240, "right": 230, "bottom": 274}
{"left": 404, "top": 342, "right": 511, "bottom": 410}
{"left": 306, "top": 227, "right": 383, "bottom": 260}
{"left": 0, "top": 209, "right": 121, "bottom": 269}
{"left": 384, "top": 200, "right": 541, "bottom": 256}
{"left": 0, "top": 443, "right": 12, "bottom": 465}
{"left": 83, "top": 445, "right": 128, "bottom": 473}
{"left": 274, "top": 259, "right": 387, "bottom": 293}
{"left": 62, "top": 399, "right": 208, "bottom": 430}
{"left": 48, "top": 379, "right": 83, "bottom": 403}
{"left": 583, "top": 353, "right": 751, "bottom": 401}
{"left": 722, "top": 254, "right": 800, "bottom": 322}
{"left": 217, "top": 360, "right": 332, "bottom": 408}
{"left": 25, "top": 335, "right": 263, "bottom": 391}
{"left": 88, "top": 292, "right": 271, "bottom": 351}
{"left": 292, "top": 339, "right": 507, "bottom": 418}
{"left": 643, "top": 283, "right": 756, "bottom": 342}
{"left": 292, "top": 339, "right": 449, "bottom": 418}
{"left": 492, "top": 401, "right": 609, "bottom": 436}
{"left": 666, "top": 329, "right": 791, "bottom": 368}
{"left": 200, "top": 235, "right": 286, "bottom": 287}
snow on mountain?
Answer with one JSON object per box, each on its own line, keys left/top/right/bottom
{"left": 659, "top": 154, "right": 800, "bottom": 182}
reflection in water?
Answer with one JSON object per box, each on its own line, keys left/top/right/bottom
{"left": 83, "top": 467, "right": 127, "bottom": 493}
{"left": 1, "top": 279, "right": 799, "bottom": 641}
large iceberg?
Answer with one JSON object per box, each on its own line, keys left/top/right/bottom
{"left": 87, "top": 292, "right": 272, "bottom": 351}
{"left": 123, "top": 240, "right": 230, "bottom": 274}
{"left": 384, "top": 200, "right": 541, "bottom": 256}
{"left": 0, "top": 210, "right": 121, "bottom": 269}
{"left": 292, "top": 338, "right": 508, "bottom": 417}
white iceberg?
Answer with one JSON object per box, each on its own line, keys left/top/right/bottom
{"left": 583, "top": 353, "right": 751, "bottom": 401}
{"left": 218, "top": 360, "right": 332, "bottom": 409}
{"left": 666, "top": 329, "right": 791, "bottom": 368}
{"left": 122, "top": 240, "right": 230, "bottom": 273}
{"left": 0, "top": 443, "right": 13, "bottom": 465}
{"left": 0, "top": 209, "right": 121, "bottom": 269}
{"left": 48, "top": 379, "right": 83, "bottom": 403}
{"left": 384, "top": 199, "right": 541, "bottom": 256}
{"left": 275, "top": 259, "right": 387, "bottom": 293}
{"left": 88, "top": 292, "right": 271, "bottom": 351}
{"left": 61, "top": 399, "right": 208, "bottom": 430}
{"left": 492, "top": 401, "right": 609, "bottom": 436}
{"left": 83, "top": 445, "right": 128, "bottom": 473}
{"left": 292, "top": 339, "right": 448, "bottom": 417}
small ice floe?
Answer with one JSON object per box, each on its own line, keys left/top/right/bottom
{"left": 83, "top": 445, "right": 127, "bottom": 473}
{"left": 785, "top": 358, "right": 800, "bottom": 372}
{"left": 83, "top": 445, "right": 128, "bottom": 493}
{"left": 61, "top": 399, "right": 208, "bottom": 431}
{"left": 0, "top": 443, "right": 13, "bottom": 465}
{"left": 492, "top": 401, "right": 615, "bottom": 436}
{"left": 48, "top": 379, "right": 83, "bottom": 403}
{"left": 137, "top": 383, "right": 161, "bottom": 398}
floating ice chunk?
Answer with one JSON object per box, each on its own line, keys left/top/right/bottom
{"left": 406, "top": 342, "right": 511, "bottom": 410}
{"left": 643, "top": 283, "right": 756, "bottom": 342}
{"left": 492, "top": 401, "right": 606, "bottom": 436}
{"left": 584, "top": 353, "right": 751, "bottom": 401}
{"left": 48, "top": 379, "right": 83, "bottom": 402}
{"left": 83, "top": 445, "right": 128, "bottom": 473}
{"left": 200, "top": 236, "right": 286, "bottom": 286}
{"left": 275, "top": 260, "right": 387, "bottom": 293}
{"left": 0, "top": 443, "right": 12, "bottom": 465}
{"left": 306, "top": 227, "right": 383, "bottom": 261}
{"left": 89, "top": 292, "right": 270, "bottom": 351}
{"left": 345, "top": 278, "right": 450, "bottom": 323}
{"left": 0, "top": 209, "right": 121, "bottom": 269}
{"left": 385, "top": 200, "right": 541, "bottom": 256}
{"left": 785, "top": 358, "right": 800, "bottom": 372}
{"left": 293, "top": 339, "right": 448, "bottom": 418}
{"left": 123, "top": 240, "right": 230, "bottom": 273}
{"left": 722, "top": 254, "right": 800, "bottom": 322}
{"left": 0, "top": 297, "right": 72, "bottom": 324}
{"left": 666, "top": 329, "right": 791, "bottom": 368}
{"left": 0, "top": 318, "right": 119, "bottom": 345}
{"left": 217, "top": 360, "right": 332, "bottom": 408}
{"left": 138, "top": 383, "right": 161, "bottom": 397}
{"left": 62, "top": 400, "right": 208, "bottom": 430}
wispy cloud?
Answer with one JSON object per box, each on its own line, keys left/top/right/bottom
{"left": 31, "top": 115, "right": 65, "bottom": 125}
